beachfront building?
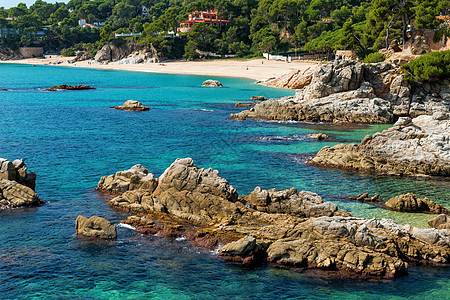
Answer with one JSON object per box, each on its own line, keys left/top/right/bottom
{"left": 177, "top": 10, "right": 229, "bottom": 33}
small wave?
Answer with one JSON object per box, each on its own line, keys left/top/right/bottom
{"left": 191, "top": 109, "right": 215, "bottom": 112}
{"left": 210, "top": 243, "right": 223, "bottom": 255}
{"left": 256, "top": 135, "right": 305, "bottom": 142}
{"left": 117, "top": 223, "right": 136, "bottom": 230}
{"left": 175, "top": 236, "right": 186, "bottom": 241}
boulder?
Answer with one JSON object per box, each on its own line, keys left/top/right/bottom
{"left": 111, "top": 100, "right": 150, "bottom": 111}
{"left": 264, "top": 67, "right": 315, "bottom": 89}
{"left": 234, "top": 103, "right": 253, "bottom": 107}
{"left": 0, "top": 179, "right": 41, "bottom": 208}
{"left": 202, "top": 80, "right": 223, "bottom": 87}
{"left": 0, "top": 158, "right": 40, "bottom": 209}
{"left": 428, "top": 214, "right": 450, "bottom": 230}
{"left": 385, "top": 193, "right": 450, "bottom": 214}
{"left": 95, "top": 41, "right": 159, "bottom": 63}
{"left": 74, "top": 51, "right": 93, "bottom": 62}
{"left": 307, "top": 133, "right": 329, "bottom": 140}
{"left": 97, "top": 164, "right": 158, "bottom": 194}
{"left": 75, "top": 216, "right": 117, "bottom": 239}
{"left": 219, "top": 235, "right": 267, "bottom": 265}
{"left": 310, "top": 114, "right": 450, "bottom": 177}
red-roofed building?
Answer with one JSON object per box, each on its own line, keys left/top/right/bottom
{"left": 177, "top": 10, "right": 229, "bottom": 33}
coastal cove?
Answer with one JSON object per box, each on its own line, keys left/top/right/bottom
{"left": 1, "top": 63, "right": 449, "bottom": 298}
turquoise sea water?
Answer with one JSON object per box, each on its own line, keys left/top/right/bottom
{"left": 0, "top": 63, "right": 449, "bottom": 299}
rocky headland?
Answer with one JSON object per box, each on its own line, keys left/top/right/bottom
{"left": 231, "top": 60, "right": 449, "bottom": 124}
{"left": 309, "top": 113, "right": 450, "bottom": 177}
{"left": 96, "top": 158, "right": 450, "bottom": 278}
{"left": 110, "top": 100, "right": 150, "bottom": 111}
{"left": 0, "top": 158, "right": 42, "bottom": 209}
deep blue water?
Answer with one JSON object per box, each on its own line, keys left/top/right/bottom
{"left": 0, "top": 63, "right": 449, "bottom": 299}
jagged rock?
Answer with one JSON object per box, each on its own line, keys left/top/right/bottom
{"left": 75, "top": 216, "right": 117, "bottom": 239}
{"left": 74, "top": 51, "right": 93, "bottom": 62}
{"left": 219, "top": 235, "right": 266, "bottom": 265}
{"left": 0, "top": 180, "right": 42, "bottom": 208}
{"left": 95, "top": 41, "right": 159, "bottom": 63}
{"left": 97, "top": 164, "right": 158, "bottom": 194}
{"left": 428, "top": 214, "right": 450, "bottom": 230}
{"left": 97, "top": 159, "right": 450, "bottom": 278}
{"left": 0, "top": 157, "right": 37, "bottom": 197}
{"left": 310, "top": 114, "right": 450, "bottom": 177}
{"left": 44, "top": 84, "right": 95, "bottom": 91}
{"left": 110, "top": 100, "right": 150, "bottom": 111}
{"left": 307, "top": 133, "right": 329, "bottom": 140}
{"left": 202, "top": 80, "right": 223, "bottom": 87}
{"left": 264, "top": 67, "right": 315, "bottom": 89}
{"left": 267, "top": 216, "right": 450, "bottom": 277}
{"left": 385, "top": 193, "right": 449, "bottom": 214}
{"left": 242, "top": 187, "right": 350, "bottom": 217}
{"left": 231, "top": 60, "right": 450, "bottom": 124}
{"left": 0, "top": 89, "right": 7, "bottom": 91}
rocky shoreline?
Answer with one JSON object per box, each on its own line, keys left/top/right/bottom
{"left": 309, "top": 113, "right": 450, "bottom": 177}
{"left": 231, "top": 60, "right": 449, "bottom": 124}
{"left": 96, "top": 158, "right": 450, "bottom": 278}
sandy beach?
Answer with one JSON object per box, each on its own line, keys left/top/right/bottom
{"left": 1, "top": 55, "right": 318, "bottom": 81}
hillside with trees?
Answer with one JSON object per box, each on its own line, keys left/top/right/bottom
{"left": 0, "top": 0, "right": 449, "bottom": 60}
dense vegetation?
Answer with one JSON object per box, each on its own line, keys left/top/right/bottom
{"left": 0, "top": 0, "right": 449, "bottom": 59}
{"left": 402, "top": 49, "right": 450, "bottom": 81}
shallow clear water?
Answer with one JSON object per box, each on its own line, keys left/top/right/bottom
{"left": 0, "top": 63, "right": 449, "bottom": 299}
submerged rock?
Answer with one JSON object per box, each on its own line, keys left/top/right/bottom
{"left": 309, "top": 114, "right": 450, "bottom": 177}
{"left": 110, "top": 100, "right": 150, "bottom": 111}
{"left": 76, "top": 215, "right": 117, "bottom": 239}
{"left": 44, "top": 84, "right": 95, "bottom": 91}
{"left": 202, "top": 80, "right": 223, "bottom": 87}
{"left": 96, "top": 158, "right": 450, "bottom": 278}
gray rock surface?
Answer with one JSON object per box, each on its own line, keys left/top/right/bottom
{"left": 95, "top": 41, "right": 159, "bottom": 63}
{"left": 310, "top": 114, "right": 450, "bottom": 177}
{"left": 231, "top": 61, "right": 450, "bottom": 124}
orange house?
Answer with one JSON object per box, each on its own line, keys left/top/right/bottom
{"left": 177, "top": 10, "right": 229, "bottom": 33}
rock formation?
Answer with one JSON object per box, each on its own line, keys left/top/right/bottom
{"left": 75, "top": 215, "right": 117, "bottom": 239}
{"left": 231, "top": 60, "right": 450, "bottom": 124}
{"left": 307, "top": 133, "right": 329, "bottom": 140}
{"left": 310, "top": 113, "right": 450, "bottom": 177}
{"left": 349, "top": 193, "right": 449, "bottom": 214}
{"left": 110, "top": 100, "right": 150, "bottom": 111}
{"left": 74, "top": 51, "right": 93, "bottom": 62}
{"left": 234, "top": 103, "right": 253, "bottom": 107}
{"left": 95, "top": 41, "right": 159, "bottom": 63}
{"left": 202, "top": 80, "right": 223, "bottom": 87}
{"left": 96, "top": 158, "right": 450, "bottom": 278}
{"left": 0, "top": 158, "right": 41, "bottom": 209}
{"left": 428, "top": 214, "right": 450, "bottom": 230}
{"left": 385, "top": 193, "right": 449, "bottom": 214}
{"left": 263, "top": 67, "right": 316, "bottom": 89}
{"left": 44, "top": 84, "right": 95, "bottom": 91}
